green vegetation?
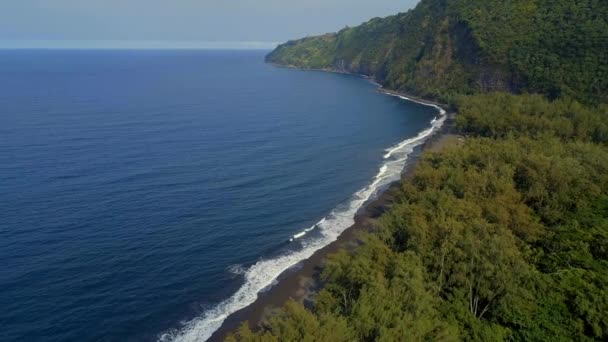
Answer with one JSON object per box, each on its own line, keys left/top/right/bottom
{"left": 267, "top": 0, "right": 608, "bottom": 104}
{"left": 227, "top": 94, "right": 608, "bottom": 341}
{"left": 230, "top": 0, "right": 608, "bottom": 340}
{"left": 267, "top": 33, "right": 338, "bottom": 70}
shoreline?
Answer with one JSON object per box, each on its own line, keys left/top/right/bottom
{"left": 207, "top": 70, "right": 457, "bottom": 341}
{"left": 267, "top": 63, "right": 450, "bottom": 109}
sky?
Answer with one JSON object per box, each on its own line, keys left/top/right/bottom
{"left": 0, "top": 0, "right": 420, "bottom": 49}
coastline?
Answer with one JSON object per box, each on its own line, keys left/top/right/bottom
{"left": 207, "top": 69, "right": 458, "bottom": 341}
{"left": 266, "top": 63, "right": 449, "bottom": 108}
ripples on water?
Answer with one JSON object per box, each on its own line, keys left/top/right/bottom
{"left": 0, "top": 50, "right": 438, "bottom": 341}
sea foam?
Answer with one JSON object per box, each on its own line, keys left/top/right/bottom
{"left": 159, "top": 90, "right": 446, "bottom": 342}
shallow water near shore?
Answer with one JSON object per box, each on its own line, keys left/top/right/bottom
{"left": 0, "top": 49, "right": 438, "bottom": 341}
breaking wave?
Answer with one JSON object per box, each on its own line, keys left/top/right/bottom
{"left": 158, "top": 91, "right": 446, "bottom": 342}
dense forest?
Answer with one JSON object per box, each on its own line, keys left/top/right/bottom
{"left": 227, "top": 95, "right": 608, "bottom": 342}
{"left": 229, "top": 0, "right": 608, "bottom": 340}
{"left": 267, "top": 0, "right": 607, "bottom": 105}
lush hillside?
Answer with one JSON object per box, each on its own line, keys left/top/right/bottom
{"left": 227, "top": 0, "right": 608, "bottom": 341}
{"left": 267, "top": 0, "right": 608, "bottom": 104}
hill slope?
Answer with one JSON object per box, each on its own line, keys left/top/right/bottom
{"left": 267, "top": 0, "right": 608, "bottom": 104}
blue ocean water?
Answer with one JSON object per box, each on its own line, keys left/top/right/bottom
{"left": 0, "top": 50, "right": 440, "bottom": 341}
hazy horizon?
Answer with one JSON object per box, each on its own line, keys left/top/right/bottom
{"left": 0, "top": 40, "right": 280, "bottom": 50}
{"left": 0, "top": 0, "right": 419, "bottom": 49}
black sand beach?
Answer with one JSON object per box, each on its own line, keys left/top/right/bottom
{"left": 209, "top": 90, "right": 459, "bottom": 341}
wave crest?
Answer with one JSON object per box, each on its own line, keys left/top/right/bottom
{"left": 159, "top": 91, "right": 446, "bottom": 342}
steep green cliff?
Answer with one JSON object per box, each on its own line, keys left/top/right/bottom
{"left": 267, "top": 0, "right": 608, "bottom": 104}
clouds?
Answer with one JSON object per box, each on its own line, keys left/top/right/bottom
{"left": 0, "top": 0, "right": 419, "bottom": 44}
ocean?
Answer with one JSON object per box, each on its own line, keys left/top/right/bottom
{"left": 0, "top": 49, "right": 442, "bottom": 341}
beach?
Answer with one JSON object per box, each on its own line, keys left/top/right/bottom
{"left": 209, "top": 89, "right": 459, "bottom": 341}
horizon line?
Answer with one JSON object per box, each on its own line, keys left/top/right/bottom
{"left": 0, "top": 40, "right": 280, "bottom": 50}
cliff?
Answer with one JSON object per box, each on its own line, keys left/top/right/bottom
{"left": 267, "top": 0, "right": 607, "bottom": 104}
